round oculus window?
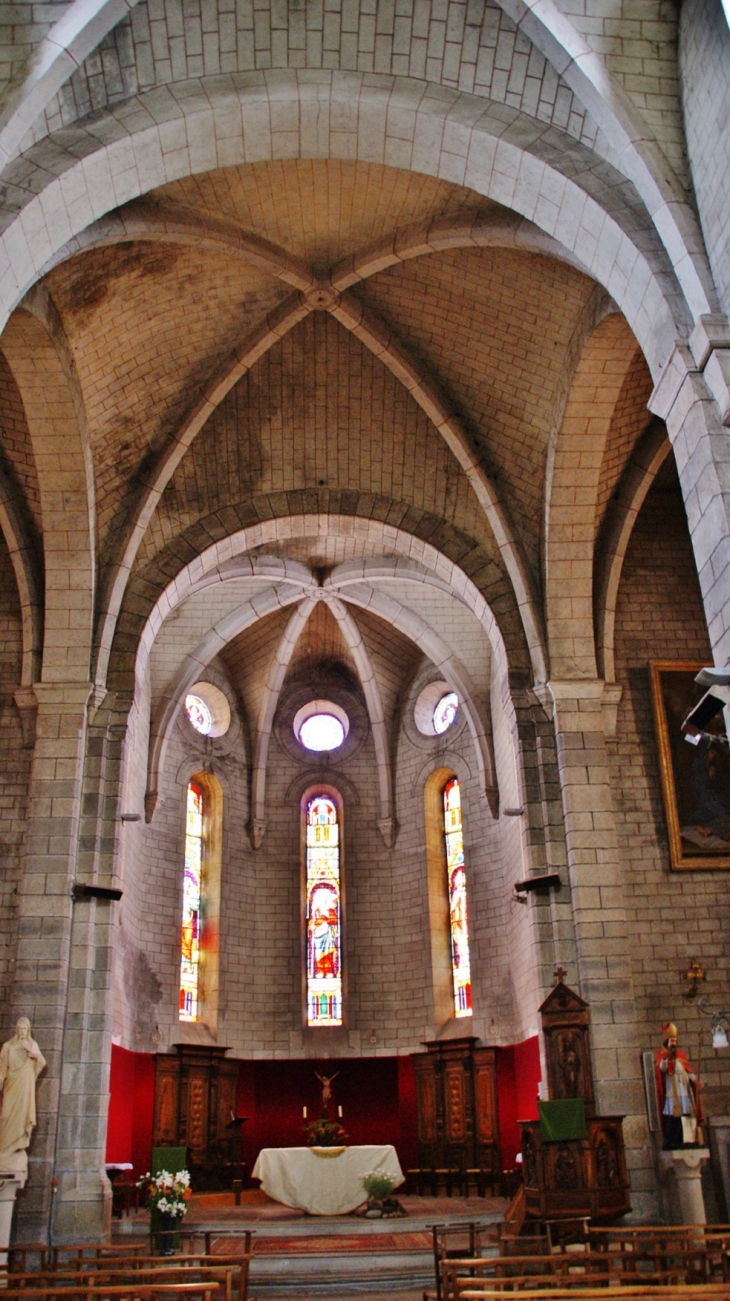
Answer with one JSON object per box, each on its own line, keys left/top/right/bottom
{"left": 433, "top": 690, "right": 459, "bottom": 735}
{"left": 183, "top": 681, "right": 231, "bottom": 738}
{"left": 186, "top": 693, "right": 213, "bottom": 735}
{"left": 293, "top": 700, "right": 350, "bottom": 752}
{"left": 414, "top": 680, "right": 460, "bottom": 737}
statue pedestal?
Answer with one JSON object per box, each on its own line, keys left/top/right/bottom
{"left": 660, "top": 1148, "right": 709, "bottom": 1225}
{"left": 0, "top": 1169, "right": 26, "bottom": 1271}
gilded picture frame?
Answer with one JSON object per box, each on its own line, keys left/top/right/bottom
{"left": 649, "top": 660, "right": 730, "bottom": 871}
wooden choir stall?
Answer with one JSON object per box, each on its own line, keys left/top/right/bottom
{"left": 411, "top": 1037, "right": 500, "bottom": 1194}
{"left": 153, "top": 1044, "right": 243, "bottom": 1190}
{"left": 519, "top": 970, "right": 631, "bottom": 1221}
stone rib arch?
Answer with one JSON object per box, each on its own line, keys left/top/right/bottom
{"left": 544, "top": 312, "right": 643, "bottom": 680}
{"left": 145, "top": 579, "right": 314, "bottom": 821}
{"left": 594, "top": 420, "right": 671, "bottom": 684}
{"left": 249, "top": 596, "right": 318, "bottom": 849}
{"left": 0, "top": 75, "right": 689, "bottom": 374}
{"left": 330, "top": 293, "right": 547, "bottom": 685}
{"left": 0, "top": 453, "right": 43, "bottom": 685}
{"left": 94, "top": 292, "right": 310, "bottom": 690}
{"left": 1, "top": 300, "right": 95, "bottom": 685}
{"left": 337, "top": 580, "right": 499, "bottom": 814}
{"left": 98, "top": 292, "right": 543, "bottom": 691}
{"left": 496, "top": 0, "right": 717, "bottom": 325}
{"left": 0, "top": 0, "right": 144, "bottom": 171}
{"left": 43, "top": 200, "right": 316, "bottom": 293}
{"left": 327, "top": 596, "right": 397, "bottom": 849}
{"left": 125, "top": 508, "right": 528, "bottom": 699}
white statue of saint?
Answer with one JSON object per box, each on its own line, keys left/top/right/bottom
{"left": 0, "top": 1018, "right": 46, "bottom": 1175}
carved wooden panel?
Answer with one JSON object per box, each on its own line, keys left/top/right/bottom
{"left": 415, "top": 1061, "right": 437, "bottom": 1143}
{"left": 473, "top": 1049, "right": 496, "bottom": 1144}
{"left": 444, "top": 1063, "right": 466, "bottom": 1142}
{"left": 519, "top": 1117, "right": 631, "bottom": 1220}
{"left": 412, "top": 1037, "right": 499, "bottom": 1172}
{"left": 153, "top": 1057, "right": 179, "bottom": 1144}
{"left": 186, "top": 1072, "right": 208, "bottom": 1156}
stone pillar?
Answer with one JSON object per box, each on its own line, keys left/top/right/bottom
{"left": 650, "top": 332, "right": 730, "bottom": 665}
{"left": 511, "top": 682, "right": 579, "bottom": 1012}
{"left": 0, "top": 1173, "right": 26, "bottom": 1269}
{"left": 9, "top": 681, "right": 92, "bottom": 1242}
{"left": 50, "top": 693, "right": 132, "bottom": 1243}
{"left": 660, "top": 1148, "right": 710, "bottom": 1225}
{"left": 545, "top": 678, "right": 656, "bottom": 1216}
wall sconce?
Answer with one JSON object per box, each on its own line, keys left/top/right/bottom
{"left": 698, "top": 995, "right": 730, "bottom": 1050}
{"left": 682, "top": 959, "right": 706, "bottom": 1002}
{"left": 713, "top": 1024, "right": 729, "bottom": 1050}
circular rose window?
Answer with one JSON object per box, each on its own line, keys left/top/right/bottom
{"left": 293, "top": 700, "right": 349, "bottom": 752}
{"left": 414, "top": 680, "right": 460, "bottom": 737}
{"left": 185, "top": 693, "right": 213, "bottom": 735}
{"left": 183, "top": 681, "right": 231, "bottom": 738}
{"left": 433, "top": 690, "right": 459, "bottom": 735}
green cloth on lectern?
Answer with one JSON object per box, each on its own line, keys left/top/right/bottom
{"left": 151, "top": 1146, "right": 187, "bottom": 1174}
{"left": 538, "top": 1098, "right": 587, "bottom": 1142}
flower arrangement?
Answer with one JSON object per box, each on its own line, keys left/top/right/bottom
{"left": 304, "top": 1117, "right": 348, "bottom": 1147}
{"left": 362, "top": 1171, "right": 396, "bottom": 1201}
{"left": 137, "top": 1168, "right": 192, "bottom": 1218}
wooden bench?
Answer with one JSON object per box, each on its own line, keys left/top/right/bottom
{"left": 0, "top": 1255, "right": 253, "bottom": 1301}
{"left": 458, "top": 1288, "right": 730, "bottom": 1300}
{"left": 1, "top": 1283, "right": 222, "bottom": 1300}
{"left": 441, "top": 1249, "right": 726, "bottom": 1301}
{"left": 8, "top": 1243, "right": 148, "bottom": 1272}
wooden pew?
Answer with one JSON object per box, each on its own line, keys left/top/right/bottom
{"left": 441, "top": 1249, "right": 724, "bottom": 1301}
{"left": 459, "top": 1288, "right": 730, "bottom": 1300}
{"left": 8, "top": 1242, "right": 148, "bottom": 1273}
{"left": 0, "top": 1254, "right": 253, "bottom": 1301}
{"left": 2, "top": 1284, "right": 222, "bottom": 1301}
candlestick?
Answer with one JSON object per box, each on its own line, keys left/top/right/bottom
{"left": 303, "top": 1106, "right": 307, "bottom": 1118}
{"left": 338, "top": 1105, "right": 342, "bottom": 1117}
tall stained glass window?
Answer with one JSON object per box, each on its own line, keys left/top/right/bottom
{"left": 306, "top": 795, "right": 342, "bottom": 1026}
{"left": 443, "top": 778, "right": 472, "bottom": 1017}
{"left": 180, "top": 781, "right": 203, "bottom": 1021}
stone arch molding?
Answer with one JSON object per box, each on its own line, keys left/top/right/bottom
{"left": 0, "top": 73, "right": 699, "bottom": 380}
{"left": 0, "top": 0, "right": 715, "bottom": 333}
{"left": 140, "top": 531, "right": 506, "bottom": 835}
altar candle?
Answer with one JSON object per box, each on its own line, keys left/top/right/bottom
{"left": 338, "top": 1106, "right": 342, "bottom": 1117}
{"left": 303, "top": 1106, "right": 307, "bottom": 1118}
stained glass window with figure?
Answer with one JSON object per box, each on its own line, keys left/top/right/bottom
{"left": 306, "top": 795, "right": 342, "bottom": 1026}
{"left": 443, "top": 778, "right": 472, "bottom": 1017}
{"left": 180, "top": 781, "right": 203, "bottom": 1021}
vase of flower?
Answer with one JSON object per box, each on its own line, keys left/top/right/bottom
{"left": 137, "top": 1168, "right": 192, "bottom": 1255}
{"left": 304, "top": 1117, "right": 348, "bottom": 1148}
{"left": 158, "top": 1211, "right": 177, "bottom": 1256}
{"left": 361, "top": 1171, "right": 406, "bottom": 1217}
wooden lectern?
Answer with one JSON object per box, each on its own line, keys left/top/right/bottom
{"left": 519, "top": 971, "right": 631, "bottom": 1221}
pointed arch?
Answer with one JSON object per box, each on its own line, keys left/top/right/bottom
{"left": 249, "top": 596, "right": 317, "bottom": 848}
{"left": 594, "top": 421, "right": 671, "bottom": 683}
{"left": 1, "top": 298, "right": 95, "bottom": 684}
{"left": 544, "top": 313, "right": 643, "bottom": 679}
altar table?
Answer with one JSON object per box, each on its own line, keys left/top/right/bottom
{"left": 251, "top": 1144, "right": 404, "bottom": 1215}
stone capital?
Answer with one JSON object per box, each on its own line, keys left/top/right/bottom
{"left": 649, "top": 343, "right": 698, "bottom": 424}
{"left": 32, "top": 681, "right": 94, "bottom": 712}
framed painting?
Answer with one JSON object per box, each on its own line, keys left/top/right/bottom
{"left": 649, "top": 660, "right": 730, "bottom": 870}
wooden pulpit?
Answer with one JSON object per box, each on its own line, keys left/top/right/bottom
{"left": 519, "top": 972, "right": 631, "bottom": 1221}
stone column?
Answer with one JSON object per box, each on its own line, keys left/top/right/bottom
{"left": 650, "top": 330, "right": 730, "bottom": 665}
{"left": 50, "top": 692, "right": 132, "bottom": 1243}
{"left": 9, "top": 682, "right": 92, "bottom": 1241}
{"left": 545, "top": 678, "right": 656, "bottom": 1217}
{"left": 660, "top": 1148, "right": 710, "bottom": 1225}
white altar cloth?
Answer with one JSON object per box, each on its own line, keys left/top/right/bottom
{"left": 252, "top": 1144, "right": 404, "bottom": 1215}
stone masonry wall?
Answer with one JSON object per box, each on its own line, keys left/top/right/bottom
{"left": 608, "top": 456, "right": 730, "bottom": 1107}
